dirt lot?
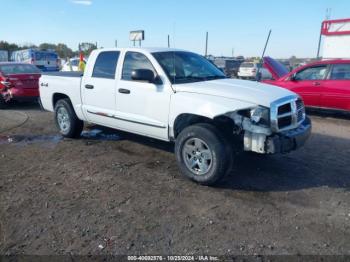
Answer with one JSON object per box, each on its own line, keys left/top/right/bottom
{"left": 0, "top": 103, "right": 349, "bottom": 256}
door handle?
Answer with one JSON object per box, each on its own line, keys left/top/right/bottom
{"left": 85, "top": 84, "right": 94, "bottom": 89}
{"left": 313, "top": 82, "right": 321, "bottom": 86}
{"left": 118, "top": 88, "right": 130, "bottom": 94}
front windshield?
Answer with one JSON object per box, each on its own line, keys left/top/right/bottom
{"left": 152, "top": 51, "right": 226, "bottom": 84}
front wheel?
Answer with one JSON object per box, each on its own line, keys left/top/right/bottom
{"left": 54, "top": 99, "right": 83, "bottom": 138}
{"left": 175, "top": 123, "right": 232, "bottom": 186}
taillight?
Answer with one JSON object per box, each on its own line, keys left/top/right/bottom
{"left": 0, "top": 78, "right": 12, "bottom": 88}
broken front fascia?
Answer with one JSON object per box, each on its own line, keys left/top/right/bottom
{"left": 229, "top": 110, "right": 272, "bottom": 154}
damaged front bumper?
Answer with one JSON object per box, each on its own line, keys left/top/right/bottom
{"left": 244, "top": 117, "right": 312, "bottom": 154}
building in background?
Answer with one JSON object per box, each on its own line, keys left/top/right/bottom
{"left": 322, "top": 18, "right": 350, "bottom": 59}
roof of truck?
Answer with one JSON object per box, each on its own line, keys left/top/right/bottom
{"left": 95, "top": 47, "right": 187, "bottom": 53}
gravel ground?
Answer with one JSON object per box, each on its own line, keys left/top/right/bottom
{"left": 0, "top": 103, "right": 349, "bottom": 256}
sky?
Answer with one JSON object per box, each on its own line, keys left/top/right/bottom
{"left": 1, "top": 0, "right": 349, "bottom": 58}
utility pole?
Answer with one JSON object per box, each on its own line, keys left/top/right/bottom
{"left": 317, "top": 8, "right": 332, "bottom": 59}
{"left": 205, "top": 32, "right": 208, "bottom": 57}
{"left": 115, "top": 40, "right": 118, "bottom": 48}
{"left": 168, "top": 35, "right": 170, "bottom": 48}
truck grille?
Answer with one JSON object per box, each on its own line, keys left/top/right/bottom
{"left": 270, "top": 96, "right": 306, "bottom": 132}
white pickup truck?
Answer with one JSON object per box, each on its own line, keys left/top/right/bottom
{"left": 40, "top": 48, "right": 311, "bottom": 185}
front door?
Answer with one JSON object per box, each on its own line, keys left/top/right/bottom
{"left": 287, "top": 64, "right": 329, "bottom": 107}
{"left": 81, "top": 51, "right": 120, "bottom": 127}
{"left": 115, "top": 51, "right": 171, "bottom": 140}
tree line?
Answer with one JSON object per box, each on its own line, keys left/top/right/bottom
{"left": 0, "top": 41, "right": 97, "bottom": 58}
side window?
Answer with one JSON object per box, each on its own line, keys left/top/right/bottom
{"left": 92, "top": 51, "right": 120, "bottom": 79}
{"left": 330, "top": 64, "right": 350, "bottom": 80}
{"left": 295, "top": 65, "right": 327, "bottom": 81}
{"left": 122, "top": 52, "right": 156, "bottom": 81}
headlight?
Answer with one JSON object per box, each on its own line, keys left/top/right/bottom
{"left": 250, "top": 106, "right": 270, "bottom": 126}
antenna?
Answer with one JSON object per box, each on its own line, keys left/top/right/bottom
{"left": 326, "top": 8, "right": 332, "bottom": 20}
{"left": 205, "top": 32, "right": 209, "bottom": 57}
{"left": 256, "top": 29, "right": 272, "bottom": 81}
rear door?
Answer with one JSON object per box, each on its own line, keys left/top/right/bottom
{"left": 81, "top": 51, "right": 121, "bottom": 127}
{"left": 287, "top": 65, "right": 329, "bottom": 107}
{"left": 321, "top": 63, "right": 350, "bottom": 111}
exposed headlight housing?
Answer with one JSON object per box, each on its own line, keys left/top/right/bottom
{"left": 250, "top": 106, "right": 270, "bottom": 126}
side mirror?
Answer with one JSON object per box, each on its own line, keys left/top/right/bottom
{"left": 131, "top": 69, "right": 155, "bottom": 83}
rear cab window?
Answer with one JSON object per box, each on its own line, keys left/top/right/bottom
{"left": 240, "top": 63, "right": 254, "bottom": 68}
{"left": 330, "top": 64, "right": 350, "bottom": 80}
{"left": 92, "top": 51, "right": 120, "bottom": 79}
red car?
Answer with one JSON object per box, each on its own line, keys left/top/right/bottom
{"left": 263, "top": 57, "right": 350, "bottom": 112}
{"left": 0, "top": 63, "right": 41, "bottom": 109}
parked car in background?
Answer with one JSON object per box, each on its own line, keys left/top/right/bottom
{"left": 61, "top": 58, "right": 86, "bottom": 72}
{"left": 263, "top": 57, "right": 350, "bottom": 112}
{"left": 0, "top": 63, "right": 41, "bottom": 108}
{"left": 238, "top": 62, "right": 272, "bottom": 80}
{"left": 10, "top": 49, "right": 59, "bottom": 72}
{"left": 0, "top": 50, "right": 8, "bottom": 62}
{"left": 211, "top": 58, "right": 243, "bottom": 78}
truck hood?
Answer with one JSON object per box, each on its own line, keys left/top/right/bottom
{"left": 174, "top": 78, "right": 296, "bottom": 107}
{"left": 263, "top": 57, "right": 290, "bottom": 80}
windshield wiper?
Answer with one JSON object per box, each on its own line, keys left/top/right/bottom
{"left": 174, "top": 76, "right": 206, "bottom": 83}
{"left": 173, "top": 75, "right": 227, "bottom": 84}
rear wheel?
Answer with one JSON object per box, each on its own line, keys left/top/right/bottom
{"left": 175, "top": 123, "right": 233, "bottom": 186}
{"left": 54, "top": 99, "right": 83, "bottom": 138}
{"left": 0, "top": 95, "right": 7, "bottom": 109}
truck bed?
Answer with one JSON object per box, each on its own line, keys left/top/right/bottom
{"left": 39, "top": 72, "right": 84, "bottom": 119}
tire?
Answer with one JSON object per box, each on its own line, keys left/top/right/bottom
{"left": 0, "top": 95, "right": 7, "bottom": 109}
{"left": 54, "top": 98, "right": 83, "bottom": 138}
{"left": 175, "top": 123, "right": 233, "bottom": 186}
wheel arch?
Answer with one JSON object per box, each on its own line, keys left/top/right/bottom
{"left": 171, "top": 113, "right": 238, "bottom": 140}
{"left": 52, "top": 93, "right": 70, "bottom": 108}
